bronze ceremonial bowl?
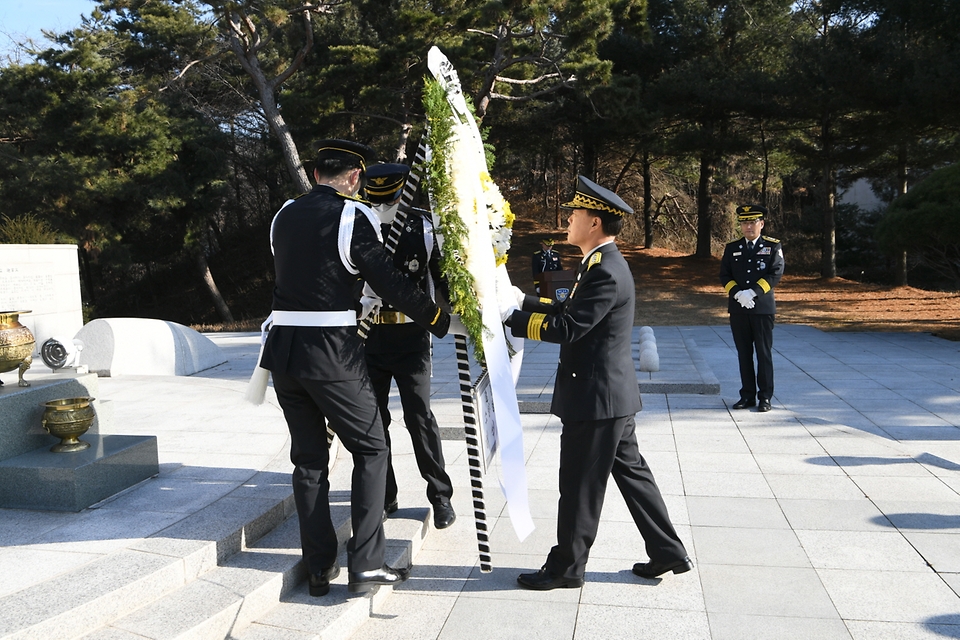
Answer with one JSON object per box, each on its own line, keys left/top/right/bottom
{"left": 41, "top": 397, "right": 96, "bottom": 453}
{"left": 0, "top": 310, "right": 35, "bottom": 387}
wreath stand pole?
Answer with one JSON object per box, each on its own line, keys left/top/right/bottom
{"left": 455, "top": 334, "right": 492, "bottom": 572}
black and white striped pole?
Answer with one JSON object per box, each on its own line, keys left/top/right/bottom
{"left": 455, "top": 334, "right": 492, "bottom": 572}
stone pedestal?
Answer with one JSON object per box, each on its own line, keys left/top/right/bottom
{"left": 0, "top": 372, "right": 159, "bottom": 511}
{"left": 0, "top": 435, "right": 159, "bottom": 511}
{"left": 0, "top": 372, "right": 104, "bottom": 460}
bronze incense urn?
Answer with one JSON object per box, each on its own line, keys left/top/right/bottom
{"left": 0, "top": 310, "right": 35, "bottom": 387}
{"left": 41, "top": 397, "right": 95, "bottom": 452}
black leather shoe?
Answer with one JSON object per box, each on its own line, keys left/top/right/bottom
{"left": 516, "top": 566, "right": 584, "bottom": 591}
{"left": 633, "top": 556, "right": 694, "bottom": 579}
{"left": 384, "top": 499, "right": 399, "bottom": 517}
{"left": 348, "top": 565, "right": 410, "bottom": 593}
{"left": 308, "top": 562, "right": 340, "bottom": 597}
{"left": 758, "top": 399, "right": 772, "bottom": 412}
{"left": 732, "top": 399, "right": 756, "bottom": 410}
{"left": 433, "top": 500, "right": 456, "bottom": 529}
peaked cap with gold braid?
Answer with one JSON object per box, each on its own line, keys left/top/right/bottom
{"left": 736, "top": 204, "right": 767, "bottom": 222}
{"left": 313, "top": 138, "right": 378, "bottom": 172}
{"left": 561, "top": 175, "right": 634, "bottom": 217}
{"left": 364, "top": 163, "right": 410, "bottom": 204}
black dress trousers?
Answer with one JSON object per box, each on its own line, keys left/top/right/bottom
{"left": 545, "top": 415, "right": 687, "bottom": 581}
{"left": 730, "top": 313, "right": 775, "bottom": 402}
{"left": 272, "top": 371, "right": 388, "bottom": 574}
{"left": 366, "top": 347, "right": 452, "bottom": 506}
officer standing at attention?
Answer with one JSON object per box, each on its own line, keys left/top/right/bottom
{"left": 719, "top": 204, "right": 785, "bottom": 413}
{"left": 504, "top": 175, "right": 692, "bottom": 590}
{"left": 362, "top": 162, "right": 456, "bottom": 530}
{"left": 531, "top": 238, "right": 563, "bottom": 294}
{"left": 260, "top": 140, "right": 451, "bottom": 597}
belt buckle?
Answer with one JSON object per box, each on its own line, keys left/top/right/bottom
{"left": 380, "top": 310, "right": 400, "bottom": 324}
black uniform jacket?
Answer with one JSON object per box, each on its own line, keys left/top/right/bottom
{"left": 719, "top": 235, "right": 784, "bottom": 315}
{"left": 365, "top": 209, "right": 445, "bottom": 355}
{"left": 531, "top": 248, "right": 562, "bottom": 281}
{"left": 262, "top": 185, "right": 447, "bottom": 381}
{"left": 509, "top": 243, "right": 642, "bottom": 422}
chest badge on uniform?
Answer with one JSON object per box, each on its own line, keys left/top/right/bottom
{"left": 407, "top": 258, "right": 420, "bottom": 272}
{"left": 758, "top": 261, "right": 766, "bottom": 270}
{"left": 757, "top": 247, "right": 772, "bottom": 255}
{"left": 733, "top": 251, "right": 742, "bottom": 256}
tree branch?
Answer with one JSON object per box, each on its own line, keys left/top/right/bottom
{"left": 489, "top": 75, "right": 575, "bottom": 102}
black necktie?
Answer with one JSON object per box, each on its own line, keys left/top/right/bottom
{"left": 747, "top": 240, "right": 754, "bottom": 250}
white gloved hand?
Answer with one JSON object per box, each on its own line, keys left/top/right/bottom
{"left": 733, "top": 290, "right": 755, "bottom": 309}
{"left": 501, "top": 304, "right": 519, "bottom": 325}
{"left": 360, "top": 295, "right": 381, "bottom": 321}
{"left": 512, "top": 285, "right": 526, "bottom": 308}
{"left": 448, "top": 314, "right": 468, "bottom": 336}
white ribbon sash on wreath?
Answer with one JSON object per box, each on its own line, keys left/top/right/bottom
{"left": 428, "top": 46, "right": 533, "bottom": 542}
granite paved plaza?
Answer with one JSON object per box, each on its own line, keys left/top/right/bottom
{"left": 0, "top": 325, "right": 958, "bottom": 639}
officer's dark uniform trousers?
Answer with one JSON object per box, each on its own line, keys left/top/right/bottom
{"left": 365, "top": 212, "right": 452, "bottom": 508}
{"left": 719, "top": 235, "right": 784, "bottom": 403}
{"left": 261, "top": 186, "right": 447, "bottom": 574}
{"left": 510, "top": 243, "right": 687, "bottom": 580}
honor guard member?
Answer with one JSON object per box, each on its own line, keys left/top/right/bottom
{"left": 362, "top": 162, "right": 456, "bottom": 530}
{"left": 719, "top": 204, "right": 785, "bottom": 413}
{"left": 531, "top": 238, "right": 563, "bottom": 294}
{"left": 260, "top": 140, "right": 451, "bottom": 597}
{"left": 504, "top": 175, "right": 692, "bottom": 590}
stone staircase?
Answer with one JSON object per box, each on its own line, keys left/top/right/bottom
{"left": 0, "top": 441, "right": 433, "bottom": 640}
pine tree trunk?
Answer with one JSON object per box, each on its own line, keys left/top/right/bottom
{"left": 820, "top": 119, "right": 837, "bottom": 278}
{"left": 893, "top": 143, "right": 909, "bottom": 286}
{"left": 643, "top": 151, "right": 653, "bottom": 249}
{"left": 695, "top": 152, "right": 714, "bottom": 258}
{"left": 196, "top": 250, "right": 234, "bottom": 323}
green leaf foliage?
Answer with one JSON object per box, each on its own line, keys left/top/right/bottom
{"left": 876, "top": 163, "right": 960, "bottom": 282}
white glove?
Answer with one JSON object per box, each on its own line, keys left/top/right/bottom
{"left": 734, "top": 289, "right": 757, "bottom": 308}
{"left": 512, "top": 285, "right": 526, "bottom": 308}
{"left": 448, "top": 314, "right": 468, "bottom": 336}
{"left": 735, "top": 290, "right": 756, "bottom": 309}
{"left": 360, "top": 295, "right": 381, "bottom": 321}
{"left": 501, "top": 304, "right": 519, "bottom": 324}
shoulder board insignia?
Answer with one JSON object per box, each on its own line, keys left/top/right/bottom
{"left": 587, "top": 252, "right": 602, "bottom": 270}
{"left": 337, "top": 191, "right": 371, "bottom": 204}
{"left": 762, "top": 235, "right": 779, "bottom": 243}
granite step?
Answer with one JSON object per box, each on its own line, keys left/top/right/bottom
{"left": 230, "top": 512, "right": 431, "bottom": 640}
{"left": 514, "top": 327, "right": 720, "bottom": 414}
{"left": 0, "top": 469, "right": 298, "bottom": 640}
{"left": 57, "top": 435, "right": 432, "bottom": 640}
{"left": 74, "top": 508, "right": 430, "bottom": 640}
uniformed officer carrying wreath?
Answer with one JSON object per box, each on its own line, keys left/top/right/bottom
{"left": 719, "top": 204, "right": 785, "bottom": 413}
{"left": 504, "top": 175, "right": 692, "bottom": 590}
{"left": 361, "top": 162, "right": 456, "bottom": 531}
{"left": 260, "top": 140, "right": 450, "bottom": 597}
